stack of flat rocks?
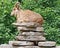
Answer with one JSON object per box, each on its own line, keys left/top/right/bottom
{"left": 9, "top": 22, "right": 56, "bottom": 48}
{"left": 0, "top": 22, "right": 57, "bottom": 48}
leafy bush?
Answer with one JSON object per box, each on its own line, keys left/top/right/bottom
{"left": 0, "top": 0, "right": 18, "bottom": 44}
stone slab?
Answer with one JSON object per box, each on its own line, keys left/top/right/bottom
{"left": 17, "top": 27, "right": 35, "bottom": 31}
{"left": 18, "top": 27, "right": 44, "bottom": 32}
{"left": 25, "top": 46, "right": 40, "bottom": 48}
{"left": 13, "top": 46, "right": 40, "bottom": 48}
{"left": 16, "top": 36, "right": 46, "bottom": 41}
{"left": 9, "top": 41, "right": 34, "bottom": 46}
{"left": 18, "top": 31, "right": 45, "bottom": 36}
{"left": 38, "top": 41, "right": 56, "bottom": 47}
{"left": 12, "top": 22, "right": 42, "bottom": 27}
{"left": 36, "top": 27, "right": 44, "bottom": 32}
{"left": 13, "top": 46, "right": 24, "bottom": 48}
{"left": 56, "top": 46, "right": 60, "bottom": 48}
{"left": 0, "top": 44, "right": 12, "bottom": 48}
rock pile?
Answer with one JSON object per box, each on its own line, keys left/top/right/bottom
{"left": 0, "top": 22, "right": 58, "bottom": 48}
{"left": 9, "top": 22, "right": 56, "bottom": 48}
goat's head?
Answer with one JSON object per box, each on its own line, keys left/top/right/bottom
{"left": 11, "top": 2, "right": 20, "bottom": 16}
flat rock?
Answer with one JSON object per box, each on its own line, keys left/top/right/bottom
{"left": 17, "top": 27, "right": 35, "bottom": 31}
{"left": 56, "top": 46, "right": 60, "bottom": 48}
{"left": 25, "top": 46, "right": 40, "bottom": 48}
{"left": 18, "top": 31, "right": 45, "bottom": 36}
{"left": 17, "top": 27, "right": 44, "bottom": 32}
{"left": 9, "top": 41, "right": 34, "bottom": 46}
{"left": 36, "top": 27, "right": 44, "bottom": 32}
{"left": 13, "top": 46, "right": 24, "bottom": 48}
{"left": 13, "top": 46, "right": 40, "bottom": 48}
{"left": 12, "top": 22, "right": 42, "bottom": 27}
{"left": 16, "top": 36, "right": 46, "bottom": 41}
{"left": 38, "top": 41, "right": 56, "bottom": 47}
{"left": 0, "top": 44, "right": 12, "bottom": 48}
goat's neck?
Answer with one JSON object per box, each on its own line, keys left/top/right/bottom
{"left": 16, "top": 10, "right": 23, "bottom": 19}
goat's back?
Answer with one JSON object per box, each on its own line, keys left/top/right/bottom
{"left": 17, "top": 10, "right": 43, "bottom": 25}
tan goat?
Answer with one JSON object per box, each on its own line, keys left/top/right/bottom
{"left": 11, "top": 2, "right": 44, "bottom": 25}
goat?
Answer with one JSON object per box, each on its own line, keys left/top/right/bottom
{"left": 11, "top": 2, "right": 44, "bottom": 25}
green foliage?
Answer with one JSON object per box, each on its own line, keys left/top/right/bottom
{"left": 0, "top": 0, "right": 60, "bottom": 44}
{"left": 0, "top": 0, "right": 18, "bottom": 44}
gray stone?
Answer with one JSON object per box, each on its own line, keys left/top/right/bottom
{"left": 56, "top": 46, "right": 60, "bottom": 48}
{"left": 13, "top": 46, "right": 24, "bottom": 48}
{"left": 17, "top": 27, "right": 44, "bottom": 32}
{"left": 18, "top": 31, "right": 45, "bottom": 36}
{"left": 25, "top": 46, "right": 40, "bottom": 48}
{"left": 38, "top": 41, "right": 56, "bottom": 47}
{"left": 13, "top": 46, "right": 40, "bottom": 48}
{"left": 36, "top": 27, "right": 44, "bottom": 32}
{"left": 0, "top": 44, "right": 12, "bottom": 48}
{"left": 17, "top": 27, "right": 35, "bottom": 31}
{"left": 16, "top": 36, "right": 46, "bottom": 41}
{"left": 9, "top": 41, "right": 34, "bottom": 46}
{"left": 12, "top": 22, "right": 42, "bottom": 28}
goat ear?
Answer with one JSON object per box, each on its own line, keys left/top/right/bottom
{"left": 14, "top": 2, "right": 20, "bottom": 10}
